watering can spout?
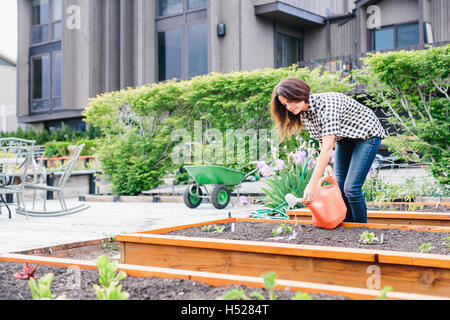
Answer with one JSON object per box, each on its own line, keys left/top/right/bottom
{"left": 285, "top": 193, "right": 302, "bottom": 209}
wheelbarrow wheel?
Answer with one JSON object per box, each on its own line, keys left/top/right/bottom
{"left": 211, "top": 185, "right": 231, "bottom": 210}
{"left": 184, "top": 185, "right": 203, "bottom": 209}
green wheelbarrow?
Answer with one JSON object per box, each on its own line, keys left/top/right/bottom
{"left": 183, "top": 163, "right": 259, "bottom": 210}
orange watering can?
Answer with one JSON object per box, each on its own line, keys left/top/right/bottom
{"left": 285, "top": 176, "right": 347, "bottom": 230}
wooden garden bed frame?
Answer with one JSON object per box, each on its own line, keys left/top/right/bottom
{"left": 286, "top": 209, "right": 450, "bottom": 226}
{"left": 0, "top": 253, "right": 447, "bottom": 300}
{"left": 116, "top": 218, "right": 450, "bottom": 297}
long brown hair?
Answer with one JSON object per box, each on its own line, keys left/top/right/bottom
{"left": 270, "top": 78, "right": 311, "bottom": 142}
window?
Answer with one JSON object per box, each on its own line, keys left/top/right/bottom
{"left": 188, "top": 23, "right": 208, "bottom": 78}
{"left": 157, "top": 0, "right": 206, "bottom": 17}
{"left": 372, "top": 22, "right": 419, "bottom": 51}
{"left": 397, "top": 23, "right": 419, "bottom": 48}
{"left": 31, "top": 0, "right": 62, "bottom": 45}
{"left": 156, "top": 0, "right": 208, "bottom": 81}
{"left": 46, "top": 118, "right": 87, "bottom": 133}
{"left": 158, "top": 0, "right": 183, "bottom": 17}
{"left": 158, "top": 29, "right": 182, "bottom": 81}
{"left": 187, "top": 0, "right": 207, "bottom": 11}
{"left": 373, "top": 27, "right": 394, "bottom": 51}
{"left": 31, "top": 55, "right": 51, "bottom": 112}
{"left": 31, "top": 51, "right": 62, "bottom": 113}
{"left": 276, "top": 32, "right": 303, "bottom": 68}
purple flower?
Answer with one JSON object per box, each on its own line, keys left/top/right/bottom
{"left": 292, "top": 150, "right": 307, "bottom": 166}
{"left": 257, "top": 161, "right": 267, "bottom": 169}
{"left": 275, "top": 159, "right": 287, "bottom": 171}
{"left": 238, "top": 196, "right": 249, "bottom": 207}
{"left": 330, "top": 150, "right": 336, "bottom": 163}
{"left": 258, "top": 164, "right": 272, "bottom": 178}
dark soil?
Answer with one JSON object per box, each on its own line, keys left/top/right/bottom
{"left": 165, "top": 222, "right": 450, "bottom": 255}
{"left": 367, "top": 204, "right": 450, "bottom": 213}
{"left": 0, "top": 262, "right": 348, "bottom": 300}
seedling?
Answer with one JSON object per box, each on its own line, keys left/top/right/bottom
{"left": 217, "top": 272, "right": 314, "bottom": 300}
{"left": 271, "top": 224, "right": 293, "bottom": 237}
{"left": 14, "top": 262, "right": 37, "bottom": 280}
{"left": 94, "top": 283, "right": 130, "bottom": 300}
{"left": 216, "top": 288, "right": 251, "bottom": 300}
{"left": 261, "top": 272, "right": 277, "bottom": 300}
{"left": 359, "top": 231, "right": 379, "bottom": 245}
{"left": 214, "top": 225, "right": 226, "bottom": 233}
{"left": 376, "top": 286, "right": 394, "bottom": 300}
{"left": 28, "top": 273, "right": 56, "bottom": 300}
{"left": 93, "top": 255, "right": 129, "bottom": 300}
{"left": 201, "top": 225, "right": 213, "bottom": 232}
{"left": 292, "top": 292, "right": 314, "bottom": 300}
{"left": 101, "top": 233, "right": 120, "bottom": 252}
{"left": 418, "top": 243, "right": 435, "bottom": 253}
{"left": 442, "top": 237, "right": 450, "bottom": 250}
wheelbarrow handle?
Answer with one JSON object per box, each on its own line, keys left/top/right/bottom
{"left": 237, "top": 160, "right": 260, "bottom": 172}
{"left": 242, "top": 167, "right": 259, "bottom": 180}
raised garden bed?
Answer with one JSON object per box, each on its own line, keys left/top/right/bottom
{"left": 287, "top": 209, "right": 450, "bottom": 226}
{"left": 116, "top": 218, "right": 450, "bottom": 297}
{"left": 1, "top": 254, "right": 430, "bottom": 300}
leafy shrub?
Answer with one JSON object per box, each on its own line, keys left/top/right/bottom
{"left": 44, "top": 139, "right": 99, "bottom": 158}
{"left": 354, "top": 45, "right": 450, "bottom": 193}
{"left": 0, "top": 124, "right": 102, "bottom": 145}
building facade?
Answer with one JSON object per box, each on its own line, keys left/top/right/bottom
{"left": 0, "top": 51, "right": 19, "bottom": 132}
{"left": 16, "top": 0, "right": 450, "bottom": 130}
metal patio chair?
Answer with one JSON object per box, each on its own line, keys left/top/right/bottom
{"left": 0, "top": 138, "right": 35, "bottom": 219}
{"left": 16, "top": 143, "right": 90, "bottom": 217}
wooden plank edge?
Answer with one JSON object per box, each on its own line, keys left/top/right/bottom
{"left": 116, "top": 233, "right": 378, "bottom": 263}
{"left": 116, "top": 232, "right": 450, "bottom": 268}
{"left": 0, "top": 254, "right": 445, "bottom": 300}
{"left": 287, "top": 210, "right": 450, "bottom": 221}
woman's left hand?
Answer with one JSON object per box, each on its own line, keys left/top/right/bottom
{"left": 300, "top": 183, "right": 315, "bottom": 205}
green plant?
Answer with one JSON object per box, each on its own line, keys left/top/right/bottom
{"left": 260, "top": 139, "right": 318, "bottom": 209}
{"left": 261, "top": 272, "right": 277, "bottom": 301}
{"left": 418, "top": 243, "right": 435, "bottom": 253}
{"left": 292, "top": 292, "right": 314, "bottom": 300}
{"left": 28, "top": 273, "right": 56, "bottom": 300}
{"left": 376, "top": 286, "right": 394, "bottom": 300}
{"left": 214, "top": 225, "right": 226, "bottom": 233}
{"left": 216, "top": 288, "right": 252, "bottom": 300}
{"left": 93, "top": 283, "right": 130, "bottom": 300}
{"left": 101, "top": 238, "right": 120, "bottom": 252}
{"left": 201, "top": 225, "right": 213, "bottom": 232}
{"left": 442, "top": 236, "right": 450, "bottom": 250}
{"left": 93, "top": 255, "right": 129, "bottom": 300}
{"left": 271, "top": 224, "right": 293, "bottom": 237}
{"left": 359, "top": 231, "right": 379, "bottom": 245}
{"left": 354, "top": 45, "right": 450, "bottom": 192}
{"left": 217, "top": 272, "right": 315, "bottom": 301}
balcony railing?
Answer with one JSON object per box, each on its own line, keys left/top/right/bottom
{"left": 296, "top": 41, "right": 450, "bottom": 94}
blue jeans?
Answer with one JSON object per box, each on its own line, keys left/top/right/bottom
{"left": 334, "top": 137, "right": 381, "bottom": 223}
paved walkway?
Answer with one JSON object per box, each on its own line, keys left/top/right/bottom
{"left": 0, "top": 199, "right": 262, "bottom": 254}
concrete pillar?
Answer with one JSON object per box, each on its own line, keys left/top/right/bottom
{"left": 120, "top": 0, "right": 135, "bottom": 89}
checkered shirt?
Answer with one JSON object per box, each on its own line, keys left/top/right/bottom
{"left": 300, "top": 92, "right": 387, "bottom": 143}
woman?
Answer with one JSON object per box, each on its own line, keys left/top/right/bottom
{"left": 270, "top": 78, "right": 387, "bottom": 223}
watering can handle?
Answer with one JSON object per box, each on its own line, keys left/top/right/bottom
{"left": 317, "top": 175, "right": 338, "bottom": 188}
